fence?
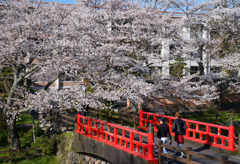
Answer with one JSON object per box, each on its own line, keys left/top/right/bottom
{"left": 172, "top": 108, "right": 240, "bottom": 121}
{"left": 139, "top": 110, "right": 238, "bottom": 152}
{"left": 158, "top": 141, "right": 229, "bottom": 164}
{"left": 75, "top": 114, "right": 158, "bottom": 163}
{"left": 236, "top": 133, "right": 240, "bottom": 156}
{"left": 0, "top": 147, "right": 45, "bottom": 162}
{"left": 45, "top": 110, "right": 76, "bottom": 130}
{"left": 88, "top": 108, "right": 138, "bottom": 128}
{"left": 60, "top": 113, "right": 76, "bottom": 130}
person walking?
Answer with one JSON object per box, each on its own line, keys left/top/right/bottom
{"left": 157, "top": 117, "right": 172, "bottom": 163}
{"left": 172, "top": 112, "right": 188, "bottom": 158}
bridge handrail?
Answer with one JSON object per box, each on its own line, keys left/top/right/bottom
{"left": 79, "top": 115, "right": 148, "bottom": 137}
{"left": 75, "top": 114, "right": 158, "bottom": 162}
{"left": 139, "top": 110, "right": 236, "bottom": 152}
{"left": 141, "top": 112, "right": 229, "bottom": 130}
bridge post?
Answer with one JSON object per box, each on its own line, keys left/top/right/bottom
{"left": 206, "top": 125, "right": 210, "bottom": 144}
{"left": 186, "top": 122, "right": 190, "bottom": 138}
{"left": 88, "top": 119, "right": 92, "bottom": 135}
{"left": 100, "top": 123, "right": 104, "bottom": 139}
{"left": 130, "top": 132, "right": 134, "bottom": 151}
{"left": 153, "top": 115, "right": 157, "bottom": 132}
{"left": 169, "top": 118, "right": 173, "bottom": 135}
{"left": 229, "top": 117, "right": 235, "bottom": 152}
{"left": 77, "top": 114, "right": 81, "bottom": 132}
{"left": 148, "top": 123, "right": 154, "bottom": 159}
{"left": 158, "top": 141, "right": 164, "bottom": 164}
{"left": 139, "top": 109, "right": 143, "bottom": 127}
{"left": 238, "top": 133, "right": 240, "bottom": 156}
{"left": 114, "top": 127, "right": 118, "bottom": 145}
{"left": 186, "top": 147, "right": 192, "bottom": 164}
{"left": 221, "top": 155, "right": 228, "bottom": 164}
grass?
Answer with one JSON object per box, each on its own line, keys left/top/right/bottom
{"left": 0, "top": 146, "right": 9, "bottom": 152}
{"left": 185, "top": 111, "right": 240, "bottom": 125}
{"left": 19, "top": 129, "right": 34, "bottom": 148}
{"left": 63, "top": 132, "right": 73, "bottom": 138}
{"left": 0, "top": 145, "right": 10, "bottom": 160}
{"left": 16, "top": 113, "right": 32, "bottom": 125}
{"left": 0, "top": 155, "right": 57, "bottom": 164}
{"left": 61, "top": 132, "right": 74, "bottom": 152}
{"left": 17, "top": 113, "right": 39, "bottom": 125}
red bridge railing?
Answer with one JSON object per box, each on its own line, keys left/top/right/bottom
{"left": 139, "top": 110, "right": 237, "bottom": 152}
{"left": 75, "top": 114, "right": 158, "bottom": 164}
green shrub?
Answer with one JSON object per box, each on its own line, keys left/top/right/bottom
{"left": 0, "top": 132, "right": 8, "bottom": 146}
{"left": 31, "top": 134, "right": 61, "bottom": 154}
{"left": 33, "top": 126, "right": 44, "bottom": 137}
{"left": 5, "top": 155, "right": 57, "bottom": 164}
{"left": 0, "top": 116, "right": 7, "bottom": 132}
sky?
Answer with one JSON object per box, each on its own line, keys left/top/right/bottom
{"left": 44, "top": 0, "right": 207, "bottom": 5}
{"left": 44, "top": 0, "right": 76, "bottom": 4}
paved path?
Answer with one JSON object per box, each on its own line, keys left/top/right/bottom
{"left": 153, "top": 136, "right": 240, "bottom": 164}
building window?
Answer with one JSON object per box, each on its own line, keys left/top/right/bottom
{"left": 152, "top": 44, "right": 162, "bottom": 55}
{"left": 190, "top": 25, "right": 203, "bottom": 39}
{"left": 60, "top": 75, "right": 76, "bottom": 81}
{"left": 190, "top": 66, "right": 198, "bottom": 75}
{"left": 150, "top": 67, "right": 162, "bottom": 79}
{"left": 169, "top": 45, "right": 176, "bottom": 55}
{"left": 210, "top": 66, "right": 222, "bottom": 73}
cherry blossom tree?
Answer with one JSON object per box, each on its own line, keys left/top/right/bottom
{"left": 201, "top": 0, "right": 240, "bottom": 108}
{"left": 0, "top": 0, "right": 170, "bottom": 149}
{"left": 1, "top": 0, "right": 239, "bottom": 150}
{"left": 0, "top": 0, "right": 80, "bottom": 149}
{"left": 154, "top": 0, "right": 240, "bottom": 108}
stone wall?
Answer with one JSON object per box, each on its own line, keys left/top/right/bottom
{"left": 56, "top": 132, "right": 111, "bottom": 164}
{"left": 73, "top": 133, "right": 151, "bottom": 164}
{"left": 77, "top": 154, "right": 111, "bottom": 164}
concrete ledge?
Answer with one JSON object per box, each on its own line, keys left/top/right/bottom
{"left": 184, "top": 138, "right": 235, "bottom": 155}
{"left": 73, "top": 133, "right": 151, "bottom": 164}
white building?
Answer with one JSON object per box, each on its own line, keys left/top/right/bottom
{"left": 148, "top": 20, "right": 240, "bottom": 79}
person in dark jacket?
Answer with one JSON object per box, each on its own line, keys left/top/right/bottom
{"left": 172, "top": 112, "right": 187, "bottom": 158}
{"left": 157, "top": 117, "right": 172, "bottom": 154}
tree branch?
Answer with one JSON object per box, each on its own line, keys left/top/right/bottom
{"left": 44, "top": 72, "right": 64, "bottom": 90}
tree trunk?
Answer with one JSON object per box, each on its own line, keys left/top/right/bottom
{"left": 197, "top": 43, "right": 205, "bottom": 76}
{"left": 7, "top": 117, "right": 21, "bottom": 150}
{"left": 0, "top": 108, "right": 2, "bottom": 120}
{"left": 198, "top": 62, "right": 204, "bottom": 75}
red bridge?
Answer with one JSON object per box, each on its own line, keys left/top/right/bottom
{"left": 138, "top": 110, "right": 236, "bottom": 152}
{"left": 74, "top": 110, "right": 239, "bottom": 164}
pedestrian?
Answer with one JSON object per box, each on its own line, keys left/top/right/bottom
{"left": 172, "top": 112, "right": 188, "bottom": 158}
{"left": 157, "top": 117, "right": 172, "bottom": 163}
{"left": 81, "top": 104, "right": 90, "bottom": 116}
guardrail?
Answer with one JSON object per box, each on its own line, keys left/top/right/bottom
{"left": 139, "top": 110, "right": 237, "bottom": 152}
{"left": 75, "top": 114, "right": 158, "bottom": 163}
